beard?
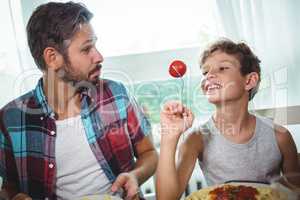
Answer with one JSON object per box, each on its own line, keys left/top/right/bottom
{"left": 57, "top": 65, "right": 84, "bottom": 85}
{"left": 56, "top": 63, "right": 101, "bottom": 93}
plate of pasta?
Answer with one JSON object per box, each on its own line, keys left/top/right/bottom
{"left": 185, "top": 182, "right": 297, "bottom": 200}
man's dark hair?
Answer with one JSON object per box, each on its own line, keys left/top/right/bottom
{"left": 26, "top": 1, "right": 93, "bottom": 71}
{"left": 200, "top": 39, "right": 261, "bottom": 101}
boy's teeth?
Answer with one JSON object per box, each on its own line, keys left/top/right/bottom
{"left": 208, "top": 84, "right": 221, "bottom": 90}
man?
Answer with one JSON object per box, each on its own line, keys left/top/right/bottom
{"left": 0, "top": 2, "right": 158, "bottom": 200}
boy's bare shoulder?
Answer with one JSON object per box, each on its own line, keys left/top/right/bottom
{"left": 273, "top": 124, "right": 295, "bottom": 149}
{"left": 274, "top": 124, "right": 290, "bottom": 137}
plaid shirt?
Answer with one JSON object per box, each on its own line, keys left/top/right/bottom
{"left": 0, "top": 78, "right": 151, "bottom": 199}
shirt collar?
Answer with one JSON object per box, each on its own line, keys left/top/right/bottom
{"left": 33, "top": 78, "right": 100, "bottom": 118}
{"left": 34, "top": 78, "right": 55, "bottom": 118}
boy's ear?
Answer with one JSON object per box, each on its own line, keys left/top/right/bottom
{"left": 43, "top": 47, "right": 64, "bottom": 70}
{"left": 245, "top": 72, "right": 259, "bottom": 91}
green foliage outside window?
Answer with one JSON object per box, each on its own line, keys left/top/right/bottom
{"left": 127, "top": 77, "right": 215, "bottom": 124}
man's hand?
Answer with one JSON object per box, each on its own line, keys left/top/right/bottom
{"left": 12, "top": 193, "right": 32, "bottom": 200}
{"left": 111, "top": 172, "right": 140, "bottom": 200}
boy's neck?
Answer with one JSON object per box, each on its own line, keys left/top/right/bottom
{"left": 213, "top": 99, "right": 256, "bottom": 143}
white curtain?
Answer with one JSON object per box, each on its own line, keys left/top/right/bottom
{"left": 0, "top": 0, "right": 41, "bottom": 107}
{"left": 0, "top": 0, "right": 23, "bottom": 107}
{"left": 215, "top": 0, "right": 300, "bottom": 109}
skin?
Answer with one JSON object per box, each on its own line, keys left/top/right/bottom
{"left": 156, "top": 50, "right": 300, "bottom": 200}
{"left": 2, "top": 23, "right": 158, "bottom": 200}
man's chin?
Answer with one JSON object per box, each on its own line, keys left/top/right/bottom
{"left": 62, "top": 77, "right": 100, "bottom": 92}
{"left": 89, "top": 76, "right": 100, "bottom": 84}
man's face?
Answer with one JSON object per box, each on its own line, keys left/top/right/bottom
{"left": 59, "top": 23, "right": 103, "bottom": 85}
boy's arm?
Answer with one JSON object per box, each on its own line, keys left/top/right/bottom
{"left": 177, "top": 133, "right": 204, "bottom": 195}
{"left": 275, "top": 125, "right": 300, "bottom": 188}
{"left": 156, "top": 101, "right": 201, "bottom": 200}
{"left": 156, "top": 131, "right": 203, "bottom": 200}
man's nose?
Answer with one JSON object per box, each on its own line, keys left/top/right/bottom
{"left": 94, "top": 48, "right": 104, "bottom": 63}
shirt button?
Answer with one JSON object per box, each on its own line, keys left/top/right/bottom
{"left": 50, "top": 131, "right": 56, "bottom": 136}
{"left": 40, "top": 116, "right": 44, "bottom": 120}
{"left": 48, "top": 163, "right": 54, "bottom": 169}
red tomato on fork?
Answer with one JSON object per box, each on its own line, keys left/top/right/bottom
{"left": 169, "top": 60, "right": 187, "bottom": 78}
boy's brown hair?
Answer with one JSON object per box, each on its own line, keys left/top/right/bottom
{"left": 200, "top": 39, "right": 261, "bottom": 101}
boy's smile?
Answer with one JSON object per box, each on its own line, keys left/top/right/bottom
{"left": 200, "top": 50, "right": 248, "bottom": 103}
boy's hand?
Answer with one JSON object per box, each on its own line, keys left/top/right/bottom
{"left": 160, "top": 101, "right": 194, "bottom": 138}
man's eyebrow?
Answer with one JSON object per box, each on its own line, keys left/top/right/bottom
{"left": 82, "top": 36, "right": 98, "bottom": 46}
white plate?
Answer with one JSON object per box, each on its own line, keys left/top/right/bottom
{"left": 271, "top": 182, "right": 298, "bottom": 200}
{"left": 80, "top": 194, "right": 123, "bottom": 200}
{"left": 222, "top": 182, "right": 298, "bottom": 200}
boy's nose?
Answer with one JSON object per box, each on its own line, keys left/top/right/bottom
{"left": 206, "top": 71, "right": 217, "bottom": 79}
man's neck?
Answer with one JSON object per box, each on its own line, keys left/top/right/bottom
{"left": 43, "top": 73, "right": 81, "bottom": 120}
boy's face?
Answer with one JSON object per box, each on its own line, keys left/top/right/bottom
{"left": 200, "top": 50, "right": 249, "bottom": 104}
{"left": 59, "top": 23, "right": 103, "bottom": 84}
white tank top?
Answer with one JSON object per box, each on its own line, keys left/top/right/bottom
{"left": 55, "top": 115, "right": 111, "bottom": 199}
{"left": 198, "top": 115, "right": 282, "bottom": 186}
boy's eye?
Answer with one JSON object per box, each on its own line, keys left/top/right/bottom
{"left": 219, "top": 66, "right": 228, "bottom": 71}
{"left": 202, "top": 71, "right": 208, "bottom": 75}
{"left": 82, "top": 46, "right": 92, "bottom": 53}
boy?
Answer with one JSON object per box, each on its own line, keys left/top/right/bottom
{"left": 156, "top": 39, "right": 300, "bottom": 200}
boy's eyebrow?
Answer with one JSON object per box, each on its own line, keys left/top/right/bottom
{"left": 201, "top": 59, "right": 237, "bottom": 70}
{"left": 219, "top": 59, "right": 237, "bottom": 65}
{"left": 201, "top": 64, "right": 210, "bottom": 71}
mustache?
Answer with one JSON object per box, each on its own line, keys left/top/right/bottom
{"left": 89, "top": 64, "right": 102, "bottom": 75}
{"left": 95, "top": 64, "right": 102, "bottom": 71}
{"left": 96, "top": 64, "right": 102, "bottom": 70}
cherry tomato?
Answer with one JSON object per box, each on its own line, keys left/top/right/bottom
{"left": 169, "top": 60, "right": 187, "bottom": 78}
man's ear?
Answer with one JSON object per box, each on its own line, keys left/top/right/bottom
{"left": 245, "top": 72, "right": 259, "bottom": 91}
{"left": 43, "top": 47, "right": 64, "bottom": 70}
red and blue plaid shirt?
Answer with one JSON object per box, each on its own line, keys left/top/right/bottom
{"left": 0, "top": 78, "right": 151, "bottom": 199}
